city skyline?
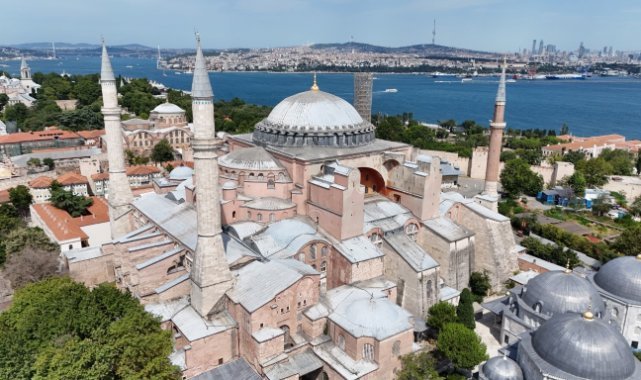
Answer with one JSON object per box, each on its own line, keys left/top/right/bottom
{"left": 2, "top": 0, "right": 640, "bottom": 52}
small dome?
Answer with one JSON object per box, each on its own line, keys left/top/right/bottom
{"left": 332, "top": 296, "right": 412, "bottom": 340}
{"left": 222, "top": 181, "right": 237, "bottom": 190}
{"left": 218, "top": 147, "right": 282, "bottom": 171}
{"left": 531, "top": 312, "right": 637, "bottom": 379}
{"left": 151, "top": 102, "right": 185, "bottom": 114}
{"left": 521, "top": 270, "right": 603, "bottom": 316}
{"left": 252, "top": 89, "right": 375, "bottom": 148}
{"left": 169, "top": 165, "right": 193, "bottom": 181}
{"left": 481, "top": 356, "right": 523, "bottom": 380}
{"left": 594, "top": 255, "right": 641, "bottom": 303}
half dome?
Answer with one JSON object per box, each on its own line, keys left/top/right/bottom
{"left": 253, "top": 89, "right": 375, "bottom": 148}
{"left": 594, "top": 255, "right": 641, "bottom": 304}
{"left": 218, "top": 147, "right": 283, "bottom": 171}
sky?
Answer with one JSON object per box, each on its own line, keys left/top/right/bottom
{"left": 2, "top": 0, "right": 640, "bottom": 52}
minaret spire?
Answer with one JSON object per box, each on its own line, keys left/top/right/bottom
{"left": 482, "top": 58, "right": 508, "bottom": 200}
{"left": 100, "top": 39, "right": 134, "bottom": 238}
{"left": 20, "top": 57, "right": 30, "bottom": 80}
{"left": 189, "top": 33, "right": 233, "bottom": 318}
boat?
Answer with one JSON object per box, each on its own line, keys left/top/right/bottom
{"left": 125, "top": 65, "right": 134, "bottom": 69}
{"left": 384, "top": 88, "right": 398, "bottom": 93}
{"left": 506, "top": 79, "right": 516, "bottom": 83}
{"left": 431, "top": 72, "right": 455, "bottom": 78}
{"left": 174, "top": 72, "right": 181, "bottom": 75}
{"left": 545, "top": 74, "right": 586, "bottom": 80}
{"left": 461, "top": 78, "right": 472, "bottom": 83}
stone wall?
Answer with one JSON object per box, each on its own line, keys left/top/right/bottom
{"left": 0, "top": 169, "right": 56, "bottom": 191}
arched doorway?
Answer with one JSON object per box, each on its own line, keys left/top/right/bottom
{"left": 358, "top": 167, "right": 386, "bottom": 195}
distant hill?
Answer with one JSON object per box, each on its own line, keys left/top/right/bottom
{"left": 310, "top": 42, "right": 496, "bottom": 57}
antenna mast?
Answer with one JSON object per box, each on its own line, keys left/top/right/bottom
{"left": 432, "top": 19, "right": 436, "bottom": 45}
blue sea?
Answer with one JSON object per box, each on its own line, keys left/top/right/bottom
{"left": 3, "top": 57, "right": 641, "bottom": 138}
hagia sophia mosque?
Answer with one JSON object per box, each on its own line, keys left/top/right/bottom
{"left": 62, "top": 35, "right": 641, "bottom": 379}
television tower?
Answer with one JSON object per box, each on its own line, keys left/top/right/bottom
{"left": 432, "top": 19, "right": 436, "bottom": 45}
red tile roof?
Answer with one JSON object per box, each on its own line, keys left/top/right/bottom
{"left": 56, "top": 172, "right": 89, "bottom": 186}
{"left": 29, "top": 176, "right": 54, "bottom": 188}
{"left": 31, "top": 197, "right": 109, "bottom": 242}
{"left": 0, "top": 127, "right": 81, "bottom": 145}
{"left": 91, "top": 165, "right": 160, "bottom": 181}
{"left": 77, "top": 130, "right": 106, "bottom": 139}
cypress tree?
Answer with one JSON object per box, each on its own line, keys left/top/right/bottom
{"left": 456, "top": 288, "right": 476, "bottom": 330}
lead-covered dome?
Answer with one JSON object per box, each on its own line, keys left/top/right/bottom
{"left": 480, "top": 356, "right": 523, "bottom": 380}
{"left": 530, "top": 312, "right": 638, "bottom": 380}
{"left": 151, "top": 102, "right": 185, "bottom": 114}
{"left": 253, "top": 89, "right": 375, "bottom": 148}
{"left": 521, "top": 270, "right": 604, "bottom": 316}
{"left": 169, "top": 165, "right": 193, "bottom": 181}
{"left": 594, "top": 255, "right": 641, "bottom": 304}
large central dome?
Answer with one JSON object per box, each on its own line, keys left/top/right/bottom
{"left": 253, "top": 89, "right": 375, "bottom": 148}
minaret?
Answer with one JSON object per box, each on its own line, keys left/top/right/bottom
{"left": 483, "top": 59, "right": 507, "bottom": 196}
{"left": 100, "top": 41, "right": 134, "bottom": 238}
{"left": 189, "top": 34, "right": 233, "bottom": 318}
{"left": 20, "top": 57, "right": 30, "bottom": 80}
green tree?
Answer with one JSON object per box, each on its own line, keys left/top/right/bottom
{"left": 0, "top": 93, "right": 8, "bottom": 111}
{"left": 0, "top": 278, "right": 181, "bottom": 379}
{"left": 396, "top": 351, "right": 444, "bottom": 380}
{"left": 600, "top": 148, "right": 634, "bottom": 176}
{"left": 567, "top": 171, "right": 586, "bottom": 197}
{"left": 27, "top": 157, "right": 41, "bottom": 167}
{"left": 42, "top": 157, "right": 55, "bottom": 169}
{"left": 500, "top": 158, "right": 544, "bottom": 198}
{"left": 50, "top": 187, "right": 93, "bottom": 217}
{"left": 456, "top": 289, "right": 476, "bottom": 330}
{"left": 560, "top": 123, "right": 569, "bottom": 135}
{"left": 3, "top": 227, "right": 58, "bottom": 257}
{"left": 9, "top": 185, "right": 33, "bottom": 217}
{"left": 469, "top": 271, "right": 491, "bottom": 301}
{"left": 562, "top": 150, "right": 586, "bottom": 165}
{"left": 577, "top": 157, "right": 612, "bottom": 187}
{"left": 3, "top": 103, "right": 29, "bottom": 125}
{"left": 151, "top": 138, "right": 175, "bottom": 162}
{"left": 427, "top": 302, "right": 458, "bottom": 332}
{"left": 612, "top": 224, "right": 641, "bottom": 256}
{"left": 591, "top": 195, "right": 612, "bottom": 217}
{"left": 629, "top": 195, "right": 641, "bottom": 216}
{"left": 58, "top": 106, "right": 104, "bottom": 131}
{"left": 437, "top": 323, "right": 488, "bottom": 370}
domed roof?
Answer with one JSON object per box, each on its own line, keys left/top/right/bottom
{"left": 169, "top": 165, "right": 193, "bottom": 181}
{"left": 531, "top": 312, "right": 637, "bottom": 379}
{"left": 252, "top": 88, "right": 375, "bottom": 148}
{"left": 521, "top": 270, "right": 604, "bottom": 316}
{"left": 151, "top": 102, "right": 185, "bottom": 114}
{"left": 331, "top": 296, "right": 412, "bottom": 340}
{"left": 222, "top": 181, "right": 237, "bottom": 190}
{"left": 594, "top": 255, "right": 641, "bottom": 303}
{"left": 481, "top": 356, "right": 523, "bottom": 380}
{"left": 218, "top": 147, "right": 282, "bottom": 171}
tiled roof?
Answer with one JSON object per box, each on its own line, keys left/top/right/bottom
{"left": 29, "top": 176, "right": 54, "bottom": 188}
{"left": 91, "top": 165, "right": 161, "bottom": 181}
{"left": 77, "top": 130, "right": 106, "bottom": 139}
{"left": 0, "top": 127, "right": 81, "bottom": 145}
{"left": 31, "top": 196, "right": 109, "bottom": 242}
{"left": 57, "top": 172, "right": 89, "bottom": 186}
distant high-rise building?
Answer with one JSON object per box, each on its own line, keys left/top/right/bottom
{"left": 579, "top": 42, "right": 586, "bottom": 58}
{"left": 353, "top": 72, "right": 373, "bottom": 122}
{"left": 608, "top": 46, "right": 613, "bottom": 56}
{"left": 538, "top": 40, "right": 544, "bottom": 55}
{"left": 531, "top": 39, "right": 537, "bottom": 56}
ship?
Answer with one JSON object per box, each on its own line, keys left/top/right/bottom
{"left": 384, "top": 88, "right": 398, "bottom": 93}
{"left": 545, "top": 74, "right": 587, "bottom": 80}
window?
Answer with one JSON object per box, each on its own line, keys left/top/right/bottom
{"left": 298, "top": 253, "right": 305, "bottom": 262}
{"left": 533, "top": 302, "right": 542, "bottom": 313}
{"left": 257, "top": 173, "right": 264, "bottom": 180}
{"left": 320, "top": 261, "right": 327, "bottom": 272}
{"left": 278, "top": 172, "right": 285, "bottom": 181}
{"left": 232, "top": 211, "right": 236, "bottom": 219}
{"left": 310, "top": 244, "right": 317, "bottom": 259}
{"left": 369, "top": 233, "right": 383, "bottom": 248}
{"left": 269, "top": 213, "right": 275, "bottom": 222}
{"left": 218, "top": 358, "right": 223, "bottom": 365}
{"left": 392, "top": 340, "right": 401, "bottom": 356}
{"left": 504, "top": 335, "right": 510, "bottom": 344}
{"left": 632, "top": 341, "right": 639, "bottom": 349}
{"left": 267, "top": 179, "right": 275, "bottom": 189}
{"left": 405, "top": 223, "right": 418, "bottom": 241}
{"left": 611, "top": 308, "right": 619, "bottom": 317}
{"left": 321, "top": 246, "right": 328, "bottom": 256}
{"left": 257, "top": 213, "right": 263, "bottom": 222}
{"left": 363, "top": 343, "right": 374, "bottom": 361}
{"left": 338, "top": 334, "right": 345, "bottom": 350}
{"left": 247, "top": 211, "right": 252, "bottom": 219}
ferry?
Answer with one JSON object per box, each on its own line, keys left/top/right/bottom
{"left": 384, "top": 88, "right": 398, "bottom": 93}
{"left": 545, "top": 74, "right": 586, "bottom": 80}
{"left": 125, "top": 65, "right": 134, "bottom": 69}
{"left": 461, "top": 78, "right": 472, "bottom": 83}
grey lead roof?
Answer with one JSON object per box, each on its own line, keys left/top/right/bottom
{"left": 423, "top": 216, "right": 474, "bottom": 242}
{"left": 191, "top": 34, "right": 213, "bottom": 99}
{"left": 529, "top": 312, "right": 640, "bottom": 380}
{"left": 593, "top": 255, "right": 641, "bottom": 304}
{"left": 384, "top": 232, "right": 439, "bottom": 272}
{"left": 192, "top": 358, "right": 261, "bottom": 380}
{"left": 481, "top": 356, "right": 524, "bottom": 380}
{"left": 264, "top": 349, "right": 324, "bottom": 380}
{"left": 100, "top": 42, "right": 115, "bottom": 81}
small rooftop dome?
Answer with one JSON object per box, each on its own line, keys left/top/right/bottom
{"left": 480, "top": 356, "right": 524, "bottom": 380}
{"left": 594, "top": 255, "right": 641, "bottom": 304}
{"left": 169, "top": 165, "right": 193, "bottom": 181}
{"left": 222, "top": 181, "right": 237, "bottom": 190}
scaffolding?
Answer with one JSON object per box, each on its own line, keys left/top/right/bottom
{"left": 353, "top": 72, "right": 373, "bottom": 123}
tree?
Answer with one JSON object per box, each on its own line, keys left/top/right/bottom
{"left": 591, "top": 195, "right": 612, "bottom": 217}
{"left": 469, "top": 271, "right": 491, "bottom": 301}
{"left": 42, "top": 157, "right": 55, "bottom": 169}
{"left": 600, "top": 148, "right": 634, "bottom": 176}
{"left": 562, "top": 150, "right": 586, "bottom": 165}
{"left": 427, "top": 302, "right": 458, "bottom": 332}
{"left": 456, "top": 289, "right": 476, "bottom": 330}
{"left": 151, "top": 138, "right": 175, "bottom": 163}
{"left": 3, "top": 103, "right": 29, "bottom": 125}
{"left": 58, "top": 106, "right": 104, "bottom": 130}
{"left": 9, "top": 185, "right": 33, "bottom": 217}
{"left": 396, "top": 351, "right": 444, "bottom": 380}
{"left": 560, "top": 123, "right": 569, "bottom": 135}
{"left": 3, "top": 227, "right": 58, "bottom": 258}
{"left": 577, "top": 157, "right": 612, "bottom": 187}
{"left": 437, "top": 323, "right": 488, "bottom": 370}
{"left": 629, "top": 195, "right": 641, "bottom": 216}
{"left": 27, "top": 157, "right": 41, "bottom": 167}
{"left": 0, "top": 93, "right": 8, "bottom": 111}
{"left": 2, "top": 246, "right": 62, "bottom": 289}
{"left": 500, "top": 158, "right": 544, "bottom": 198}
{"left": 567, "top": 171, "right": 586, "bottom": 197}
{"left": 612, "top": 224, "right": 641, "bottom": 256}
{"left": 0, "top": 278, "right": 181, "bottom": 379}
{"left": 50, "top": 187, "right": 93, "bottom": 217}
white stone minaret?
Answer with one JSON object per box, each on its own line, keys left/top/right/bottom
{"left": 483, "top": 59, "right": 507, "bottom": 197}
{"left": 100, "top": 41, "right": 134, "bottom": 239}
{"left": 20, "top": 57, "right": 30, "bottom": 80}
{"left": 189, "top": 34, "right": 233, "bottom": 318}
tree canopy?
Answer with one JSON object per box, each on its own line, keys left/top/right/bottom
{"left": 456, "top": 289, "right": 475, "bottom": 330}
{"left": 0, "top": 277, "right": 181, "bottom": 379}
{"left": 396, "top": 351, "right": 444, "bottom": 380}
{"left": 500, "top": 158, "right": 544, "bottom": 198}
{"left": 437, "top": 323, "right": 488, "bottom": 370}
{"left": 151, "top": 138, "right": 175, "bottom": 163}
{"left": 50, "top": 182, "right": 93, "bottom": 217}
{"left": 612, "top": 224, "right": 641, "bottom": 256}
{"left": 469, "top": 271, "right": 491, "bottom": 302}
{"left": 8, "top": 185, "right": 33, "bottom": 217}
{"left": 427, "top": 302, "right": 458, "bottom": 332}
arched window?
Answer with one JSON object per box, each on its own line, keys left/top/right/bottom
{"left": 267, "top": 179, "right": 275, "bottom": 189}
{"left": 257, "top": 173, "right": 264, "bottom": 180}
{"left": 257, "top": 213, "right": 263, "bottom": 222}
{"left": 232, "top": 211, "right": 236, "bottom": 219}
{"left": 405, "top": 223, "right": 418, "bottom": 241}
{"left": 298, "top": 253, "right": 305, "bottom": 262}
{"left": 533, "top": 302, "right": 542, "bottom": 313}
{"left": 369, "top": 233, "right": 383, "bottom": 248}
{"left": 611, "top": 308, "right": 619, "bottom": 317}
{"left": 247, "top": 211, "right": 252, "bottom": 219}
{"left": 320, "top": 261, "right": 327, "bottom": 272}
{"left": 321, "top": 246, "right": 328, "bottom": 257}
{"left": 278, "top": 172, "right": 285, "bottom": 181}
{"left": 269, "top": 213, "right": 275, "bottom": 222}
{"left": 363, "top": 343, "right": 374, "bottom": 361}
{"left": 338, "top": 334, "right": 345, "bottom": 350}
{"left": 392, "top": 340, "right": 401, "bottom": 356}
{"left": 310, "top": 244, "right": 317, "bottom": 260}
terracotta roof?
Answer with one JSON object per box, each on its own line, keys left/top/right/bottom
{"left": 77, "top": 130, "right": 106, "bottom": 139}
{"left": 57, "top": 172, "right": 89, "bottom": 186}
{"left": 29, "top": 176, "right": 54, "bottom": 188}
{"left": 166, "top": 161, "right": 194, "bottom": 169}
{"left": 0, "top": 127, "right": 81, "bottom": 145}
{"left": 0, "top": 190, "right": 9, "bottom": 203}
{"left": 91, "top": 172, "right": 110, "bottom": 181}
{"left": 31, "top": 197, "right": 109, "bottom": 242}
{"left": 91, "top": 165, "right": 160, "bottom": 181}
